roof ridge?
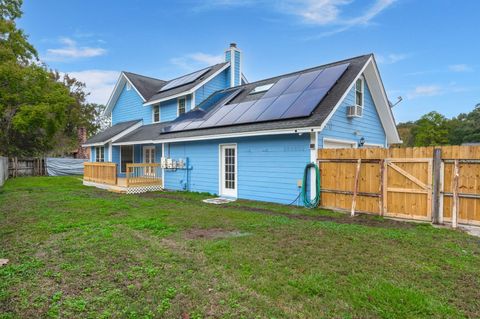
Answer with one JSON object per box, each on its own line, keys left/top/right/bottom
{"left": 226, "top": 54, "right": 372, "bottom": 89}
{"left": 123, "top": 71, "right": 166, "bottom": 83}
{"left": 163, "top": 62, "right": 228, "bottom": 83}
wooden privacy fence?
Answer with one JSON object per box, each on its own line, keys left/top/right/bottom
{"left": 9, "top": 157, "right": 46, "bottom": 177}
{"left": 317, "top": 146, "right": 480, "bottom": 227}
{"left": 84, "top": 162, "right": 117, "bottom": 185}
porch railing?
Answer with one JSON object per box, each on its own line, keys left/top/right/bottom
{"left": 126, "top": 163, "right": 162, "bottom": 187}
{"left": 84, "top": 162, "right": 117, "bottom": 185}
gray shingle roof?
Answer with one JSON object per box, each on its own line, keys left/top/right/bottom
{"left": 113, "top": 121, "right": 172, "bottom": 143}
{"left": 114, "top": 54, "right": 371, "bottom": 143}
{"left": 123, "top": 72, "right": 166, "bottom": 100}
{"left": 145, "top": 62, "right": 229, "bottom": 103}
{"left": 84, "top": 120, "right": 141, "bottom": 145}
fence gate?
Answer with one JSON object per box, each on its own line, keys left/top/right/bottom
{"left": 384, "top": 158, "right": 432, "bottom": 221}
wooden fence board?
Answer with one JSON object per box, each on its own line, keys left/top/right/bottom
{"left": 317, "top": 145, "right": 480, "bottom": 227}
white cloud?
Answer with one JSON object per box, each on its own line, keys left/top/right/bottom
{"left": 448, "top": 64, "right": 473, "bottom": 73}
{"left": 407, "top": 85, "right": 442, "bottom": 99}
{"left": 377, "top": 53, "right": 409, "bottom": 64}
{"left": 170, "top": 52, "right": 224, "bottom": 71}
{"left": 62, "top": 70, "right": 119, "bottom": 104}
{"left": 197, "top": 0, "right": 397, "bottom": 37}
{"left": 44, "top": 37, "right": 107, "bottom": 61}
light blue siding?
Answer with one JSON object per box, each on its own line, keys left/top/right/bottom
{"left": 111, "top": 144, "right": 162, "bottom": 178}
{"left": 234, "top": 50, "right": 241, "bottom": 86}
{"left": 112, "top": 84, "right": 152, "bottom": 125}
{"left": 164, "top": 134, "right": 310, "bottom": 204}
{"left": 318, "top": 78, "right": 386, "bottom": 147}
{"left": 225, "top": 51, "right": 231, "bottom": 88}
{"left": 194, "top": 69, "right": 229, "bottom": 106}
{"left": 159, "top": 95, "right": 192, "bottom": 122}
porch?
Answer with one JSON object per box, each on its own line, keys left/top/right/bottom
{"left": 83, "top": 162, "right": 163, "bottom": 194}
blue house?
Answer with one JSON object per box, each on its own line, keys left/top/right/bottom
{"left": 83, "top": 43, "right": 401, "bottom": 204}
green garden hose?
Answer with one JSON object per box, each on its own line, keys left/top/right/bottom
{"left": 302, "top": 163, "right": 321, "bottom": 208}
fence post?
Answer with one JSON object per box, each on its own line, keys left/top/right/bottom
{"left": 381, "top": 159, "right": 388, "bottom": 216}
{"left": 351, "top": 159, "right": 361, "bottom": 217}
{"left": 431, "top": 148, "right": 442, "bottom": 224}
{"left": 451, "top": 159, "right": 460, "bottom": 228}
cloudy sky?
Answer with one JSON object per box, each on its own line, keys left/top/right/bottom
{"left": 19, "top": 0, "right": 479, "bottom": 122}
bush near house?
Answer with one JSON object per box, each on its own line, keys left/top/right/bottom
{"left": 1, "top": 176, "right": 479, "bottom": 318}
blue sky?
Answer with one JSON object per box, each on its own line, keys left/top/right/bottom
{"left": 19, "top": 0, "right": 479, "bottom": 123}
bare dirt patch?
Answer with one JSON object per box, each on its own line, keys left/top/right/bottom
{"left": 183, "top": 228, "right": 250, "bottom": 240}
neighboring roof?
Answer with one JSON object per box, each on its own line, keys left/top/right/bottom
{"left": 145, "top": 62, "right": 229, "bottom": 105}
{"left": 84, "top": 120, "right": 142, "bottom": 146}
{"left": 123, "top": 72, "right": 166, "bottom": 100}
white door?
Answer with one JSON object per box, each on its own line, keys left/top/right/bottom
{"left": 220, "top": 144, "right": 237, "bottom": 197}
{"left": 143, "top": 146, "right": 155, "bottom": 175}
{"left": 323, "top": 139, "right": 357, "bottom": 149}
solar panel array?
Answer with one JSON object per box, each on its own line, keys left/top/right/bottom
{"left": 162, "top": 62, "right": 349, "bottom": 133}
{"left": 159, "top": 67, "right": 211, "bottom": 92}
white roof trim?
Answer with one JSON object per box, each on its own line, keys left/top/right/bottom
{"left": 143, "top": 62, "right": 231, "bottom": 106}
{"left": 112, "top": 126, "right": 320, "bottom": 146}
{"left": 104, "top": 72, "right": 147, "bottom": 116}
{"left": 318, "top": 56, "right": 401, "bottom": 145}
{"left": 82, "top": 120, "right": 143, "bottom": 147}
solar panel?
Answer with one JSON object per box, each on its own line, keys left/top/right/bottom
{"left": 261, "top": 75, "right": 299, "bottom": 99}
{"left": 159, "top": 67, "right": 210, "bottom": 92}
{"left": 159, "top": 62, "right": 349, "bottom": 133}
{"left": 199, "top": 103, "right": 238, "bottom": 128}
{"left": 307, "top": 63, "right": 349, "bottom": 90}
{"left": 216, "top": 101, "right": 256, "bottom": 126}
{"left": 283, "top": 70, "right": 322, "bottom": 94}
{"left": 281, "top": 87, "right": 329, "bottom": 119}
{"left": 256, "top": 92, "right": 302, "bottom": 122}
{"left": 234, "top": 97, "right": 276, "bottom": 124}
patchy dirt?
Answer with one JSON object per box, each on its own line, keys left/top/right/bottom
{"left": 183, "top": 228, "right": 250, "bottom": 240}
{"left": 226, "top": 205, "right": 418, "bottom": 229}
{"left": 138, "top": 192, "right": 418, "bottom": 229}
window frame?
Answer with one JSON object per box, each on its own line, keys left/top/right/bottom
{"left": 152, "top": 105, "right": 160, "bottom": 123}
{"left": 95, "top": 146, "right": 105, "bottom": 162}
{"left": 120, "top": 145, "right": 134, "bottom": 173}
{"left": 177, "top": 97, "right": 186, "bottom": 116}
{"left": 355, "top": 77, "right": 364, "bottom": 110}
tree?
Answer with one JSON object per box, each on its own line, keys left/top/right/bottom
{"left": 0, "top": 0, "right": 73, "bottom": 156}
{"left": 411, "top": 111, "right": 450, "bottom": 146}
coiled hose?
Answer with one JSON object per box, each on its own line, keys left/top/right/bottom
{"left": 302, "top": 162, "right": 321, "bottom": 208}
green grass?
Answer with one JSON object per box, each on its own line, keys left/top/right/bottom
{"left": 1, "top": 176, "right": 479, "bottom": 318}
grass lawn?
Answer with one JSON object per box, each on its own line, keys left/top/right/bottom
{"left": 1, "top": 176, "right": 479, "bottom": 318}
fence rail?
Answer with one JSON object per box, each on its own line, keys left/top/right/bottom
{"left": 126, "top": 163, "right": 162, "bottom": 187}
{"left": 83, "top": 162, "right": 117, "bottom": 185}
{"left": 317, "top": 146, "right": 480, "bottom": 227}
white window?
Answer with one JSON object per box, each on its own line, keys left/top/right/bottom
{"left": 120, "top": 145, "right": 133, "bottom": 173}
{"left": 95, "top": 146, "right": 105, "bottom": 162}
{"left": 126, "top": 82, "right": 132, "bottom": 91}
{"left": 355, "top": 77, "right": 364, "bottom": 108}
{"left": 178, "top": 97, "right": 186, "bottom": 116}
{"left": 153, "top": 105, "right": 160, "bottom": 123}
